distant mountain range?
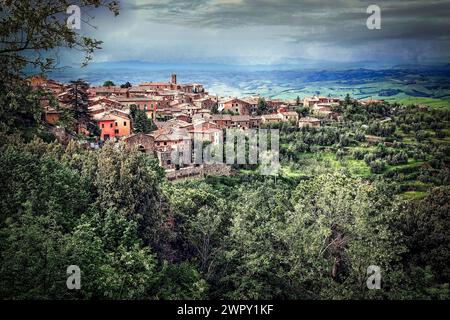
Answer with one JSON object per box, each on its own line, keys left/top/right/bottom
{"left": 45, "top": 61, "right": 450, "bottom": 106}
{"left": 58, "top": 59, "right": 450, "bottom": 72}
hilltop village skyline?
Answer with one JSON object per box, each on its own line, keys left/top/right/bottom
{"left": 34, "top": 73, "right": 381, "bottom": 174}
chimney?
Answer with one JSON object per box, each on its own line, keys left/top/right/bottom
{"left": 171, "top": 74, "right": 177, "bottom": 84}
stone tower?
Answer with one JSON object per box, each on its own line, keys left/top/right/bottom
{"left": 171, "top": 74, "right": 177, "bottom": 84}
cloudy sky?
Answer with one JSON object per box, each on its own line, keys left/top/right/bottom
{"left": 76, "top": 0, "right": 450, "bottom": 66}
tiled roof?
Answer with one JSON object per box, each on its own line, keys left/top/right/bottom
{"left": 231, "top": 115, "right": 250, "bottom": 121}
{"left": 210, "top": 114, "right": 232, "bottom": 121}
{"left": 262, "top": 114, "right": 282, "bottom": 120}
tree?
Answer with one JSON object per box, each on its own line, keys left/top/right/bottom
{"left": 296, "top": 96, "right": 301, "bottom": 106}
{"left": 129, "top": 104, "right": 138, "bottom": 120}
{"left": 120, "top": 81, "right": 132, "bottom": 88}
{"left": 397, "top": 187, "right": 450, "bottom": 284}
{"left": 103, "top": 80, "right": 115, "bottom": 87}
{"left": 164, "top": 181, "right": 229, "bottom": 281}
{"left": 295, "top": 106, "right": 309, "bottom": 117}
{"left": 344, "top": 94, "right": 352, "bottom": 106}
{"left": 0, "top": 80, "right": 45, "bottom": 137}
{"left": 0, "top": 212, "right": 69, "bottom": 299}
{"left": 65, "top": 79, "right": 90, "bottom": 133}
{"left": 65, "top": 209, "right": 161, "bottom": 299}
{"left": 0, "top": 0, "right": 212, "bottom": 300}
{"left": 222, "top": 181, "right": 294, "bottom": 299}
{"left": 257, "top": 97, "right": 267, "bottom": 115}
{"left": 93, "top": 143, "right": 171, "bottom": 253}
{"left": 369, "top": 159, "right": 386, "bottom": 174}
{"left": 211, "top": 103, "right": 219, "bottom": 114}
{"left": 156, "top": 262, "right": 207, "bottom": 299}
{"left": 287, "top": 172, "right": 403, "bottom": 299}
{"left": 0, "top": 0, "right": 119, "bottom": 78}
{"left": 133, "top": 109, "right": 157, "bottom": 133}
{"left": 0, "top": 1, "right": 119, "bottom": 137}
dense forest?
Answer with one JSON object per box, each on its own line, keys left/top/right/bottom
{"left": 1, "top": 129, "right": 449, "bottom": 299}
{"left": 1, "top": 0, "right": 449, "bottom": 300}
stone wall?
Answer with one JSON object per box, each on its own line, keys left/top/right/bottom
{"left": 124, "top": 133, "right": 156, "bottom": 154}
{"left": 166, "top": 163, "right": 232, "bottom": 181}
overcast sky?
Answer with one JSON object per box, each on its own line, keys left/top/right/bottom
{"left": 75, "top": 0, "right": 450, "bottom": 66}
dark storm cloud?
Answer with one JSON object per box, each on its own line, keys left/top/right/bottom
{"left": 124, "top": 0, "right": 450, "bottom": 46}
{"left": 85, "top": 0, "right": 450, "bottom": 64}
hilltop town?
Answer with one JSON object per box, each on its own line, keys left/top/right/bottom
{"left": 2, "top": 0, "right": 449, "bottom": 304}
{"left": 32, "top": 73, "right": 384, "bottom": 172}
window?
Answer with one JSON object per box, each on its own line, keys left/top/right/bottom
{"left": 164, "top": 142, "right": 167, "bottom": 145}
{"left": 115, "top": 122, "right": 118, "bottom": 126}
{"left": 110, "top": 123, "right": 113, "bottom": 128}
{"left": 102, "top": 124, "right": 104, "bottom": 128}
{"left": 114, "top": 129, "right": 119, "bottom": 134}
{"left": 124, "top": 121, "right": 127, "bottom": 126}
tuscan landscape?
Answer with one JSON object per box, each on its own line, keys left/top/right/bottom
{"left": 0, "top": 0, "right": 449, "bottom": 301}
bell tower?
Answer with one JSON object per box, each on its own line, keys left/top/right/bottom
{"left": 171, "top": 73, "right": 177, "bottom": 84}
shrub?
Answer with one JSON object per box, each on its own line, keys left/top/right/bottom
{"left": 369, "top": 159, "right": 386, "bottom": 174}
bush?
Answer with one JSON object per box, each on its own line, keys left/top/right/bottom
{"left": 336, "top": 149, "right": 345, "bottom": 160}
{"left": 369, "top": 159, "right": 386, "bottom": 174}
{"left": 354, "top": 131, "right": 366, "bottom": 142}
{"left": 364, "top": 153, "right": 378, "bottom": 165}
{"left": 353, "top": 149, "right": 365, "bottom": 160}
{"left": 388, "top": 151, "right": 408, "bottom": 165}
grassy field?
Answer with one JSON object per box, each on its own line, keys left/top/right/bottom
{"left": 386, "top": 97, "right": 450, "bottom": 109}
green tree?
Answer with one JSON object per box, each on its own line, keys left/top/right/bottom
{"left": 257, "top": 97, "right": 267, "bottom": 115}
{"left": 120, "top": 81, "right": 132, "bottom": 88}
{"left": 222, "top": 181, "right": 294, "bottom": 299}
{"left": 0, "top": 1, "right": 118, "bottom": 137}
{"left": 66, "top": 79, "right": 90, "bottom": 133}
{"left": 211, "top": 103, "right": 219, "bottom": 114}
{"left": 93, "top": 143, "right": 171, "bottom": 253}
{"left": 103, "top": 80, "right": 115, "bottom": 87}
{"left": 0, "top": 0, "right": 119, "bottom": 76}
{"left": 397, "top": 187, "right": 450, "bottom": 284}
{"left": 133, "top": 109, "right": 157, "bottom": 133}
{"left": 287, "top": 172, "right": 404, "bottom": 299}
{"left": 344, "top": 94, "right": 352, "bottom": 105}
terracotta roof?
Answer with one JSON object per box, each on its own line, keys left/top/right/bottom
{"left": 152, "top": 127, "right": 190, "bottom": 141}
{"left": 88, "top": 104, "right": 108, "bottom": 112}
{"left": 231, "top": 115, "right": 250, "bottom": 122}
{"left": 210, "top": 114, "right": 231, "bottom": 121}
{"left": 94, "top": 109, "right": 130, "bottom": 122}
{"left": 116, "top": 97, "right": 160, "bottom": 102}
{"left": 97, "top": 115, "right": 115, "bottom": 122}
{"left": 139, "top": 82, "right": 171, "bottom": 86}
{"left": 178, "top": 103, "right": 200, "bottom": 110}
{"left": 262, "top": 114, "right": 282, "bottom": 120}
{"left": 93, "top": 86, "right": 129, "bottom": 93}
